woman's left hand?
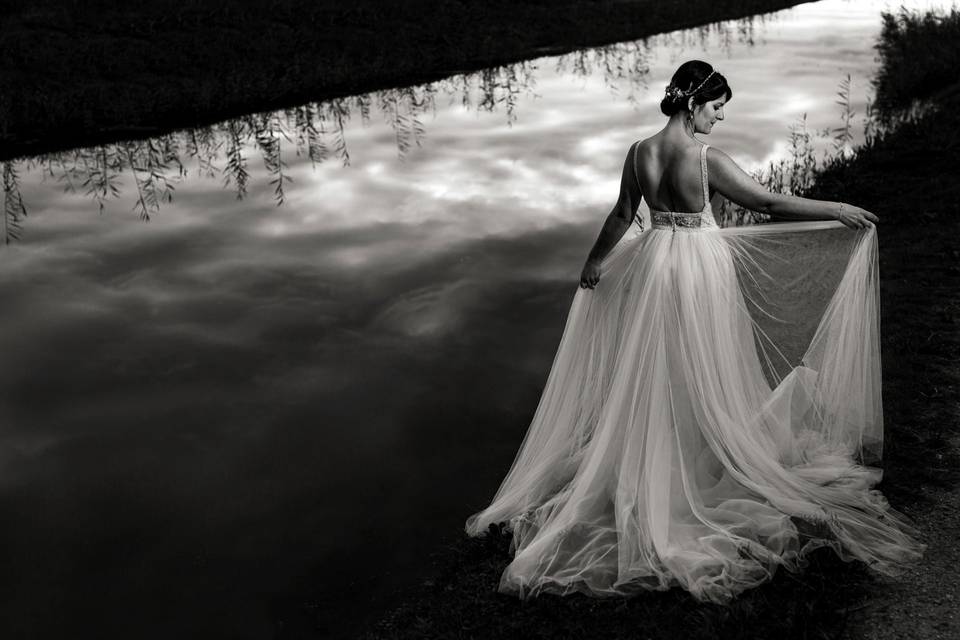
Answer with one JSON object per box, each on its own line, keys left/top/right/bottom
{"left": 838, "top": 204, "right": 879, "bottom": 229}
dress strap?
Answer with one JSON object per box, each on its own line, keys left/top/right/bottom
{"left": 632, "top": 141, "right": 642, "bottom": 192}
{"left": 631, "top": 141, "right": 645, "bottom": 230}
{"left": 700, "top": 144, "right": 710, "bottom": 211}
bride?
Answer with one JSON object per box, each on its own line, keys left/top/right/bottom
{"left": 464, "top": 60, "right": 926, "bottom": 604}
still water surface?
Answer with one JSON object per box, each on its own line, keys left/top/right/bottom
{"left": 0, "top": 1, "right": 947, "bottom": 637}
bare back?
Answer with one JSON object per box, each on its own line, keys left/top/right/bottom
{"left": 633, "top": 136, "right": 711, "bottom": 213}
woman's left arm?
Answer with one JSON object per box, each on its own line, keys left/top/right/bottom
{"left": 580, "top": 144, "right": 643, "bottom": 288}
{"left": 707, "top": 147, "right": 878, "bottom": 228}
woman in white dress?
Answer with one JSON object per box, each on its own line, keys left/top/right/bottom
{"left": 464, "top": 60, "right": 926, "bottom": 604}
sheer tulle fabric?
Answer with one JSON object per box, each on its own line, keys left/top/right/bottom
{"left": 465, "top": 210, "right": 925, "bottom": 604}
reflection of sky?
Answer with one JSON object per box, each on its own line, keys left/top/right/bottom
{"left": 0, "top": 1, "right": 953, "bottom": 637}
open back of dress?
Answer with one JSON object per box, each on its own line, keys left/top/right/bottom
{"left": 465, "top": 142, "right": 924, "bottom": 603}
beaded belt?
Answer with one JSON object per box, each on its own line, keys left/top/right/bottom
{"left": 651, "top": 210, "right": 709, "bottom": 232}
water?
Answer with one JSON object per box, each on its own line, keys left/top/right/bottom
{"left": 0, "top": 1, "right": 950, "bottom": 637}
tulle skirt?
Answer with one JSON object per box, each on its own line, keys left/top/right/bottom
{"left": 465, "top": 220, "right": 926, "bottom": 604}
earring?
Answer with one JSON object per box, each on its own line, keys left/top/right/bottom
{"left": 688, "top": 111, "right": 695, "bottom": 131}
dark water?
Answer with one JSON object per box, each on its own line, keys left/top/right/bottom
{"left": 0, "top": 1, "right": 941, "bottom": 637}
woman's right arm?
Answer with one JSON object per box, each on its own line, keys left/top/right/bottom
{"left": 706, "top": 148, "right": 878, "bottom": 229}
{"left": 580, "top": 143, "right": 644, "bottom": 289}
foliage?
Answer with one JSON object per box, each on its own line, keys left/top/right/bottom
{"left": 871, "top": 6, "right": 960, "bottom": 117}
{"left": 716, "top": 76, "right": 859, "bottom": 227}
{"left": 2, "top": 162, "right": 27, "bottom": 244}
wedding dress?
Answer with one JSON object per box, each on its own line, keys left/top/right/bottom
{"left": 464, "top": 142, "right": 926, "bottom": 604}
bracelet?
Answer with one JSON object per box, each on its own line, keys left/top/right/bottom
{"left": 837, "top": 203, "right": 844, "bottom": 221}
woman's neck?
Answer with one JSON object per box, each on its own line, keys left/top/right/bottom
{"left": 662, "top": 114, "right": 698, "bottom": 141}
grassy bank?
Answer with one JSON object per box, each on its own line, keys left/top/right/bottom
{"left": 0, "top": 0, "right": 809, "bottom": 161}
{"left": 348, "top": 8, "right": 960, "bottom": 640}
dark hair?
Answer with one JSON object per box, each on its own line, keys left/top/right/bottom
{"left": 659, "top": 60, "right": 732, "bottom": 116}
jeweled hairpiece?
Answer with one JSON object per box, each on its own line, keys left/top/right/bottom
{"left": 664, "top": 69, "right": 718, "bottom": 101}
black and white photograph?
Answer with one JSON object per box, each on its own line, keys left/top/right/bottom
{"left": 0, "top": 1, "right": 957, "bottom": 638}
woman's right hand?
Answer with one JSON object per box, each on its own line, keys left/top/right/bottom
{"left": 838, "top": 203, "right": 879, "bottom": 229}
{"left": 580, "top": 259, "right": 602, "bottom": 289}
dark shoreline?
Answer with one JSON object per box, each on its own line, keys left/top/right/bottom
{"left": 0, "top": 0, "right": 809, "bottom": 162}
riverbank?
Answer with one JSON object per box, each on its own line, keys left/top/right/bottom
{"left": 353, "top": 27, "right": 960, "bottom": 640}
{"left": 0, "top": 0, "right": 809, "bottom": 162}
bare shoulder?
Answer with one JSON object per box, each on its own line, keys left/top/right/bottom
{"left": 704, "top": 145, "right": 733, "bottom": 163}
{"left": 635, "top": 135, "right": 657, "bottom": 149}
{"left": 627, "top": 138, "right": 659, "bottom": 174}
{"left": 704, "top": 146, "right": 746, "bottom": 176}
{"left": 632, "top": 137, "right": 655, "bottom": 156}
{"left": 703, "top": 145, "right": 772, "bottom": 209}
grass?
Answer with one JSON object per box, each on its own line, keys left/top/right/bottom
{"left": 356, "top": 523, "right": 879, "bottom": 639}
{"left": 0, "top": 0, "right": 809, "bottom": 162}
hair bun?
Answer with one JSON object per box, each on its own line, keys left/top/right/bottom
{"left": 660, "top": 95, "right": 683, "bottom": 116}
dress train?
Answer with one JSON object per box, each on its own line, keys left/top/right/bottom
{"left": 465, "top": 143, "right": 926, "bottom": 603}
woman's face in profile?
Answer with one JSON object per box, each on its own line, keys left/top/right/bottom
{"left": 696, "top": 97, "right": 727, "bottom": 134}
